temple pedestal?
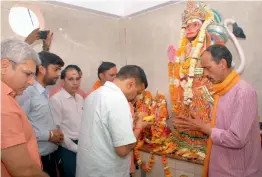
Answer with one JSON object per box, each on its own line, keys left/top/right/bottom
{"left": 135, "top": 149, "right": 203, "bottom": 177}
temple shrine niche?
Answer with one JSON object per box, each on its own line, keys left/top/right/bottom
{"left": 168, "top": 0, "right": 245, "bottom": 159}
{"left": 134, "top": 1, "right": 246, "bottom": 176}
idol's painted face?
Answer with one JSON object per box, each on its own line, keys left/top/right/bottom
{"left": 185, "top": 21, "right": 202, "bottom": 41}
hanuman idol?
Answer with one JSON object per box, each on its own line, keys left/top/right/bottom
{"left": 168, "top": 0, "right": 246, "bottom": 150}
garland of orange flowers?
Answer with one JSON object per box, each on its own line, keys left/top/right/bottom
{"left": 134, "top": 136, "right": 156, "bottom": 172}
{"left": 150, "top": 94, "right": 169, "bottom": 141}
{"left": 134, "top": 92, "right": 174, "bottom": 176}
{"left": 136, "top": 90, "right": 152, "bottom": 114}
{"left": 151, "top": 121, "right": 166, "bottom": 139}
{"left": 142, "top": 152, "right": 155, "bottom": 172}
{"left": 162, "top": 155, "right": 172, "bottom": 177}
{"left": 134, "top": 91, "right": 155, "bottom": 172}
{"left": 134, "top": 138, "right": 156, "bottom": 172}
{"left": 134, "top": 138, "right": 144, "bottom": 165}
{"left": 134, "top": 90, "right": 155, "bottom": 172}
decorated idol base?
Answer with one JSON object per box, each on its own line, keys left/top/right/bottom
{"left": 133, "top": 90, "right": 206, "bottom": 176}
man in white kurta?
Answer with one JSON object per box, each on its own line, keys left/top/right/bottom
{"left": 77, "top": 65, "right": 149, "bottom": 177}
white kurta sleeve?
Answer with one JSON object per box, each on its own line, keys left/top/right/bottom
{"left": 108, "top": 98, "right": 136, "bottom": 147}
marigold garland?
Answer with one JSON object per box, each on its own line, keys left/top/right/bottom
{"left": 142, "top": 152, "right": 155, "bottom": 172}
{"left": 162, "top": 155, "right": 172, "bottom": 177}
{"left": 136, "top": 90, "right": 152, "bottom": 114}
{"left": 134, "top": 91, "right": 174, "bottom": 176}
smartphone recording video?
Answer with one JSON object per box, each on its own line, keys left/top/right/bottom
{"left": 39, "top": 30, "right": 49, "bottom": 40}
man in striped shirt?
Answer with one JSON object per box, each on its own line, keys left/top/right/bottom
{"left": 174, "top": 45, "right": 262, "bottom": 177}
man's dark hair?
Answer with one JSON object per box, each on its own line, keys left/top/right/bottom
{"left": 61, "top": 65, "right": 82, "bottom": 80}
{"left": 205, "top": 44, "right": 232, "bottom": 68}
{"left": 36, "top": 51, "right": 64, "bottom": 76}
{"left": 98, "top": 61, "right": 116, "bottom": 79}
{"left": 117, "top": 65, "right": 148, "bottom": 89}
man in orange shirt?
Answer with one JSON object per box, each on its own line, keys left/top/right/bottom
{"left": 86, "top": 61, "right": 117, "bottom": 97}
{"left": 1, "top": 39, "right": 49, "bottom": 177}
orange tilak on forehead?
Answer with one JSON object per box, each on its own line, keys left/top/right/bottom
{"left": 66, "top": 69, "right": 80, "bottom": 78}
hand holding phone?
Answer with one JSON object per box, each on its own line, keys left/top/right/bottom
{"left": 25, "top": 28, "right": 40, "bottom": 44}
{"left": 39, "top": 30, "right": 50, "bottom": 40}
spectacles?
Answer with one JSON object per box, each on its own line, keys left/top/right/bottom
{"left": 9, "top": 60, "right": 36, "bottom": 80}
{"left": 20, "top": 68, "right": 36, "bottom": 80}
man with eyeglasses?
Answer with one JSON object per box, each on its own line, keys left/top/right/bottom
{"left": 17, "top": 51, "right": 65, "bottom": 177}
{"left": 1, "top": 39, "right": 49, "bottom": 177}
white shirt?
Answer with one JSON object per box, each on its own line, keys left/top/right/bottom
{"left": 76, "top": 82, "right": 136, "bottom": 177}
{"left": 50, "top": 88, "right": 84, "bottom": 152}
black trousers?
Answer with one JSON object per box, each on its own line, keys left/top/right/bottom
{"left": 41, "top": 151, "right": 58, "bottom": 177}
{"left": 57, "top": 140, "right": 78, "bottom": 177}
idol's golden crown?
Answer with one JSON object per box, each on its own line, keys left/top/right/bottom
{"left": 182, "top": 1, "right": 207, "bottom": 24}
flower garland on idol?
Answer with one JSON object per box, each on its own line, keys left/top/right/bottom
{"left": 168, "top": 4, "right": 215, "bottom": 116}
